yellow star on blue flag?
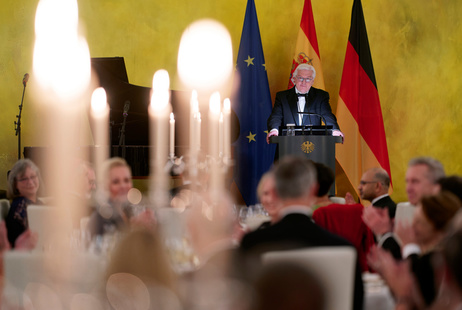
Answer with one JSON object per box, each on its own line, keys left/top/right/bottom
{"left": 246, "top": 132, "right": 256, "bottom": 142}
{"left": 244, "top": 55, "right": 254, "bottom": 67}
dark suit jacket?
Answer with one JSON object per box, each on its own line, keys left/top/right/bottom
{"left": 372, "top": 195, "right": 397, "bottom": 218}
{"left": 267, "top": 87, "right": 340, "bottom": 131}
{"left": 240, "top": 212, "right": 363, "bottom": 310}
{"left": 379, "top": 233, "right": 402, "bottom": 260}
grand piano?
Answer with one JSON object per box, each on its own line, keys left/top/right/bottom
{"left": 25, "top": 57, "right": 239, "bottom": 177}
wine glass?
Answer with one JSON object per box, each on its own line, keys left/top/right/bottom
{"left": 238, "top": 207, "right": 248, "bottom": 229}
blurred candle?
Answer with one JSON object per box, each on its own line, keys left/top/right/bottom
{"left": 177, "top": 19, "right": 233, "bottom": 93}
{"left": 223, "top": 98, "right": 231, "bottom": 161}
{"left": 219, "top": 112, "right": 224, "bottom": 157}
{"left": 169, "top": 112, "right": 175, "bottom": 158}
{"left": 190, "top": 90, "right": 199, "bottom": 155}
{"left": 90, "top": 87, "right": 109, "bottom": 183}
{"left": 197, "top": 112, "right": 201, "bottom": 152}
{"left": 209, "top": 92, "right": 221, "bottom": 159}
{"left": 149, "top": 69, "right": 170, "bottom": 208}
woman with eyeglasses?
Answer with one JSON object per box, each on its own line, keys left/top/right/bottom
{"left": 5, "top": 159, "right": 43, "bottom": 247}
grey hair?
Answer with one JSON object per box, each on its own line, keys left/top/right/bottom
{"left": 257, "top": 171, "right": 275, "bottom": 201}
{"left": 7, "top": 159, "right": 41, "bottom": 199}
{"left": 408, "top": 157, "right": 445, "bottom": 184}
{"left": 272, "top": 156, "right": 316, "bottom": 200}
{"left": 292, "top": 63, "right": 316, "bottom": 81}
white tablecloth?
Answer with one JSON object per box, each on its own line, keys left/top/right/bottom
{"left": 2, "top": 250, "right": 105, "bottom": 309}
{"left": 363, "top": 273, "right": 395, "bottom": 310}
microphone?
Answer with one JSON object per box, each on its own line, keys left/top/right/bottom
{"left": 297, "top": 111, "right": 326, "bottom": 126}
{"left": 296, "top": 112, "right": 330, "bottom": 135}
{"left": 22, "top": 73, "right": 29, "bottom": 87}
{"left": 123, "top": 100, "right": 130, "bottom": 116}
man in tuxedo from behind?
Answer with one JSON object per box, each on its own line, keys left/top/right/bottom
{"left": 266, "top": 63, "right": 343, "bottom": 144}
{"left": 239, "top": 156, "right": 363, "bottom": 310}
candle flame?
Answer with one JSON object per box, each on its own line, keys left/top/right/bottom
{"left": 33, "top": 0, "right": 90, "bottom": 101}
{"left": 191, "top": 90, "right": 199, "bottom": 114}
{"left": 223, "top": 98, "right": 231, "bottom": 113}
{"left": 150, "top": 69, "right": 170, "bottom": 112}
{"left": 91, "top": 87, "right": 108, "bottom": 115}
{"left": 209, "top": 92, "right": 221, "bottom": 116}
{"left": 177, "top": 19, "right": 233, "bottom": 92}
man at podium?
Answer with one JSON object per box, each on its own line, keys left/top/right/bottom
{"left": 266, "top": 64, "right": 343, "bottom": 143}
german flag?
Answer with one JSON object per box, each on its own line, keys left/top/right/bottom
{"left": 288, "top": 0, "right": 325, "bottom": 90}
{"left": 335, "top": 0, "right": 392, "bottom": 197}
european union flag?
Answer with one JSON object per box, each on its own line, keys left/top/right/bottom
{"left": 233, "top": 0, "right": 275, "bottom": 206}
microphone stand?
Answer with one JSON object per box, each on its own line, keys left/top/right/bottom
{"left": 14, "top": 75, "right": 28, "bottom": 160}
{"left": 118, "top": 110, "right": 128, "bottom": 159}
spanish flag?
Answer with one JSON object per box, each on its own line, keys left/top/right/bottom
{"left": 288, "top": 0, "right": 325, "bottom": 90}
{"left": 336, "top": 0, "right": 392, "bottom": 197}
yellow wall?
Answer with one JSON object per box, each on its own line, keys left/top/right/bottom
{"left": 1, "top": 0, "right": 461, "bottom": 202}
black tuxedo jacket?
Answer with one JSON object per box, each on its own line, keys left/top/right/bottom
{"left": 372, "top": 195, "right": 397, "bottom": 218}
{"left": 240, "top": 213, "right": 363, "bottom": 310}
{"left": 267, "top": 87, "right": 340, "bottom": 131}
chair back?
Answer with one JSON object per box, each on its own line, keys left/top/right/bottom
{"left": 0, "top": 199, "right": 10, "bottom": 220}
{"left": 262, "top": 246, "right": 356, "bottom": 310}
{"left": 395, "top": 202, "right": 415, "bottom": 227}
{"left": 27, "top": 205, "right": 64, "bottom": 251}
{"left": 329, "top": 196, "right": 346, "bottom": 204}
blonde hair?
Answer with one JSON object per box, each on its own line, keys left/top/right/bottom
{"left": 101, "top": 157, "right": 132, "bottom": 191}
{"left": 105, "top": 228, "right": 177, "bottom": 291}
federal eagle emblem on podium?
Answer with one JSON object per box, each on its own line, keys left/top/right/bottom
{"left": 301, "top": 141, "right": 315, "bottom": 154}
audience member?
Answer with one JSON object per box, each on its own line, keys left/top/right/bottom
{"left": 256, "top": 171, "right": 280, "bottom": 224}
{"left": 312, "top": 163, "right": 375, "bottom": 272}
{"left": 240, "top": 156, "right": 364, "bottom": 310}
{"left": 103, "top": 227, "right": 180, "bottom": 310}
{"left": 356, "top": 167, "right": 401, "bottom": 259}
{"left": 430, "top": 210, "right": 462, "bottom": 310}
{"left": 88, "top": 157, "right": 134, "bottom": 237}
{"left": 5, "top": 159, "right": 43, "bottom": 247}
{"left": 69, "top": 161, "right": 97, "bottom": 229}
{"left": 359, "top": 167, "right": 397, "bottom": 216}
{"left": 369, "top": 191, "right": 462, "bottom": 308}
{"left": 437, "top": 175, "right": 462, "bottom": 203}
{"left": 311, "top": 162, "right": 335, "bottom": 211}
{"left": 405, "top": 157, "right": 445, "bottom": 206}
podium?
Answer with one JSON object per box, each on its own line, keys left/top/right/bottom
{"left": 269, "top": 127, "right": 342, "bottom": 195}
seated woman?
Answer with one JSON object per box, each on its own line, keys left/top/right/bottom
{"left": 5, "top": 159, "right": 43, "bottom": 247}
{"left": 369, "top": 191, "right": 462, "bottom": 309}
{"left": 88, "top": 157, "right": 135, "bottom": 237}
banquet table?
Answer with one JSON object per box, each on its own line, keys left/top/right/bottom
{"left": 363, "top": 272, "right": 395, "bottom": 310}
{"left": 2, "top": 250, "right": 105, "bottom": 309}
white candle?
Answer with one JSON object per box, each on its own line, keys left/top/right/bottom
{"left": 197, "top": 112, "right": 201, "bottom": 152}
{"left": 190, "top": 90, "right": 199, "bottom": 155}
{"left": 90, "top": 87, "right": 109, "bottom": 184}
{"left": 219, "top": 112, "right": 224, "bottom": 157}
{"left": 209, "top": 92, "right": 221, "bottom": 159}
{"left": 149, "top": 69, "right": 170, "bottom": 208}
{"left": 169, "top": 112, "right": 175, "bottom": 158}
{"left": 223, "top": 98, "right": 231, "bottom": 161}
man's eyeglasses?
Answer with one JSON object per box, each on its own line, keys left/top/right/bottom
{"left": 296, "top": 77, "right": 314, "bottom": 83}
{"left": 359, "top": 180, "right": 377, "bottom": 185}
{"left": 17, "top": 175, "right": 38, "bottom": 183}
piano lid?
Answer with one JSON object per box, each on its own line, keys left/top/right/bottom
{"left": 91, "top": 57, "right": 240, "bottom": 153}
